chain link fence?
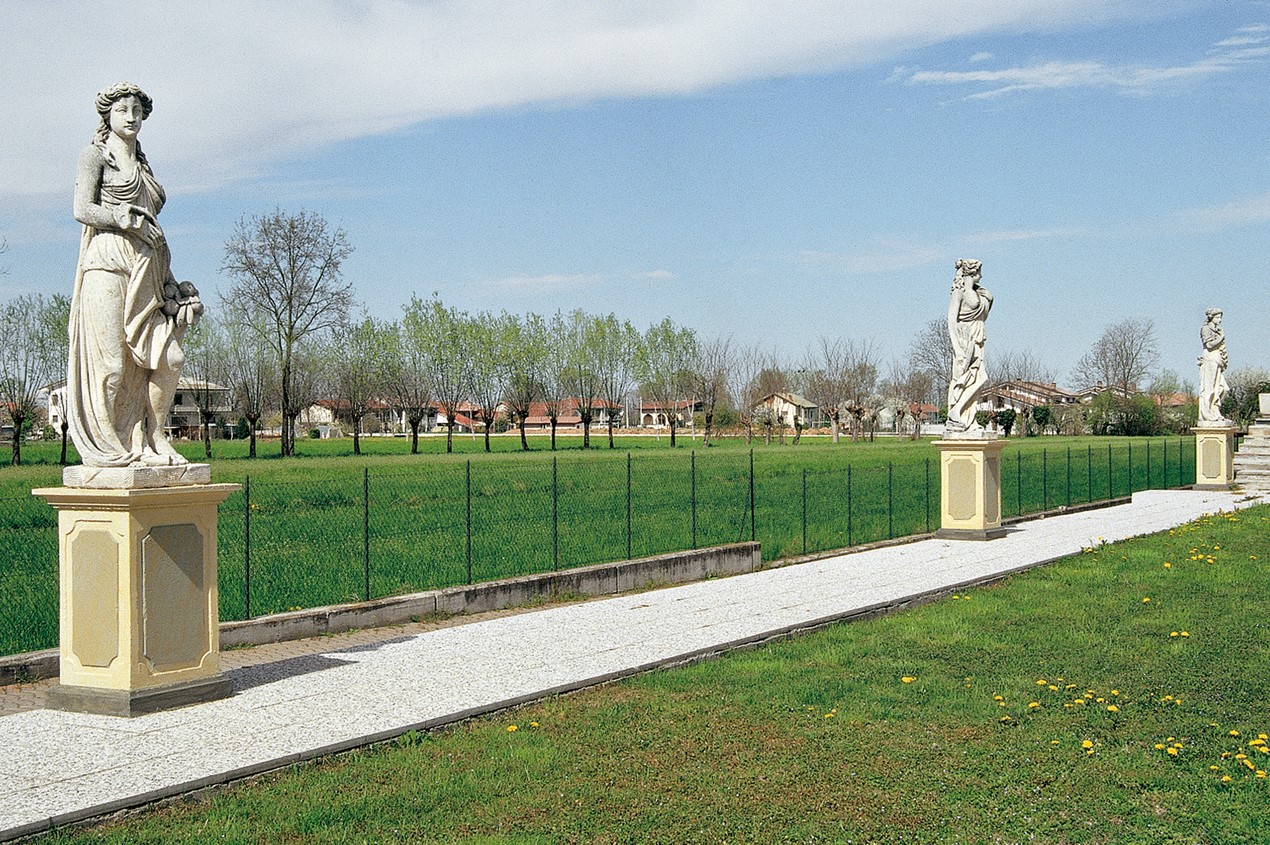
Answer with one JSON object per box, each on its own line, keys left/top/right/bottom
{"left": 0, "top": 437, "right": 1195, "bottom": 656}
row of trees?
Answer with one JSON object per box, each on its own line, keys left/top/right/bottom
{"left": 2, "top": 212, "right": 1260, "bottom": 465}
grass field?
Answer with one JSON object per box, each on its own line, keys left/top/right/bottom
{"left": 0, "top": 433, "right": 1195, "bottom": 655}
{"left": 31, "top": 504, "right": 1270, "bottom": 844}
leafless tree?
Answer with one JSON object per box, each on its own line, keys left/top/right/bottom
{"left": 881, "top": 358, "right": 935, "bottom": 440}
{"left": 907, "top": 318, "right": 954, "bottom": 400}
{"left": 988, "top": 348, "right": 1054, "bottom": 386}
{"left": 503, "top": 312, "right": 546, "bottom": 451}
{"left": 804, "top": 337, "right": 851, "bottom": 443}
{"left": 0, "top": 294, "right": 62, "bottom": 464}
{"left": 726, "top": 343, "right": 774, "bottom": 445}
{"left": 1070, "top": 318, "right": 1160, "bottom": 397}
{"left": 840, "top": 340, "right": 880, "bottom": 442}
{"left": 222, "top": 310, "right": 273, "bottom": 458}
{"left": 467, "top": 311, "right": 512, "bottom": 453}
{"left": 538, "top": 311, "right": 571, "bottom": 451}
{"left": 221, "top": 209, "right": 354, "bottom": 457}
{"left": 181, "top": 316, "right": 229, "bottom": 459}
{"left": 38, "top": 294, "right": 72, "bottom": 463}
{"left": 383, "top": 317, "right": 433, "bottom": 454}
{"left": 690, "top": 335, "right": 732, "bottom": 447}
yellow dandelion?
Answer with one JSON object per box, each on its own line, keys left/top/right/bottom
{"left": 1163, "top": 562, "right": 1172, "bottom": 569}
{"left": 1167, "top": 747, "right": 1179, "bottom": 756}
{"left": 1029, "top": 701, "right": 1040, "bottom": 709}
{"left": 1210, "top": 765, "right": 1220, "bottom": 771}
{"left": 1155, "top": 743, "right": 1166, "bottom": 750}
{"left": 1107, "top": 705, "right": 1119, "bottom": 713}
{"left": 993, "top": 694, "right": 1004, "bottom": 701}
{"left": 1048, "top": 685, "right": 1058, "bottom": 691}
{"left": 1081, "top": 740, "right": 1093, "bottom": 749}
{"left": 1096, "top": 697, "right": 1106, "bottom": 703}
{"left": 1222, "top": 776, "right": 1232, "bottom": 783}
{"left": 901, "top": 676, "right": 916, "bottom": 684}
{"left": 507, "top": 725, "right": 518, "bottom": 732}
{"left": 824, "top": 712, "right": 835, "bottom": 719}
{"left": 1142, "top": 597, "right": 1151, "bottom": 603}
{"left": 1230, "top": 730, "right": 1241, "bottom": 737}
{"left": 1050, "top": 740, "right": 1060, "bottom": 745}
{"left": 1170, "top": 632, "right": 1179, "bottom": 638}
{"left": 1036, "top": 679, "right": 1048, "bottom": 686}
{"left": 1111, "top": 690, "right": 1120, "bottom": 696}
{"left": 1074, "top": 698, "right": 1086, "bottom": 705}
{"left": 1244, "top": 758, "right": 1257, "bottom": 771}
{"left": 1000, "top": 715, "right": 1012, "bottom": 722}
{"left": 1180, "top": 631, "right": 1190, "bottom": 637}
{"left": 530, "top": 721, "right": 539, "bottom": 728}
{"left": 1258, "top": 771, "right": 1267, "bottom": 779}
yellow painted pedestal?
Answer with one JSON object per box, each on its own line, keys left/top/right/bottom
{"left": 1193, "top": 425, "right": 1236, "bottom": 490}
{"left": 935, "top": 438, "right": 1007, "bottom": 540}
{"left": 31, "top": 483, "right": 239, "bottom": 716}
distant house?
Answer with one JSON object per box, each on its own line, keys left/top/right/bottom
{"left": 757, "top": 393, "right": 821, "bottom": 428}
{"left": 1071, "top": 382, "right": 1135, "bottom": 404}
{"left": 300, "top": 398, "right": 409, "bottom": 437}
{"left": 979, "top": 380, "right": 1079, "bottom": 415}
{"left": 637, "top": 399, "right": 701, "bottom": 429}
{"left": 47, "top": 377, "right": 232, "bottom": 440}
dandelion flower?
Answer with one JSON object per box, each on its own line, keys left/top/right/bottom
{"left": 1210, "top": 765, "right": 1220, "bottom": 771}
{"left": 993, "top": 695, "right": 1004, "bottom": 701}
{"left": 1050, "top": 740, "right": 1060, "bottom": 746}
{"left": 1082, "top": 740, "right": 1093, "bottom": 749}
{"left": 1111, "top": 690, "right": 1120, "bottom": 696}
{"left": 530, "top": 721, "right": 539, "bottom": 728}
{"left": 1180, "top": 631, "right": 1190, "bottom": 637}
{"left": 1222, "top": 775, "right": 1232, "bottom": 783}
{"left": 1036, "top": 679, "right": 1048, "bottom": 686}
{"left": 1167, "top": 747, "right": 1178, "bottom": 756}
{"left": 901, "top": 676, "right": 916, "bottom": 684}
{"left": 824, "top": 712, "right": 835, "bottom": 719}
{"left": 1258, "top": 771, "right": 1267, "bottom": 779}
{"left": 1000, "top": 715, "right": 1012, "bottom": 722}
{"left": 1230, "top": 730, "right": 1241, "bottom": 737}
{"left": 1142, "top": 597, "right": 1151, "bottom": 603}
{"left": 1155, "top": 744, "right": 1166, "bottom": 750}
{"left": 1163, "top": 562, "right": 1172, "bottom": 569}
{"left": 1029, "top": 702, "right": 1040, "bottom": 709}
{"left": 1170, "top": 632, "right": 1179, "bottom": 638}
{"left": 1048, "top": 685, "right": 1058, "bottom": 691}
{"left": 507, "top": 725, "right": 518, "bottom": 732}
{"left": 1107, "top": 705, "right": 1119, "bottom": 713}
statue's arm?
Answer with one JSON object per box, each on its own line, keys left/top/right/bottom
{"left": 947, "top": 287, "right": 964, "bottom": 354}
{"left": 72, "top": 146, "right": 133, "bottom": 231}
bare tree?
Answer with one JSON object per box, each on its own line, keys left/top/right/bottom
{"left": 0, "top": 294, "right": 61, "bottom": 464}
{"left": 1070, "top": 318, "right": 1159, "bottom": 397}
{"left": 539, "top": 311, "right": 570, "bottom": 451}
{"left": 383, "top": 318, "right": 433, "bottom": 454}
{"left": 691, "top": 335, "right": 732, "bottom": 447}
{"left": 181, "top": 316, "right": 229, "bottom": 459}
{"left": 221, "top": 209, "right": 354, "bottom": 457}
{"left": 726, "top": 343, "right": 773, "bottom": 445}
{"left": 38, "top": 294, "right": 72, "bottom": 463}
{"left": 222, "top": 310, "right": 273, "bottom": 458}
{"left": 288, "top": 339, "right": 334, "bottom": 445}
{"left": 840, "top": 340, "right": 879, "bottom": 442}
{"left": 503, "top": 312, "right": 546, "bottom": 451}
{"left": 988, "top": 348, "right": 1054, "bottom": 386}
{"left": 804, "top": 337, "right": 850, "bottom": 443}
{"left": 560, "top": 310, "right": 605, "bottom": 449}
{"left": 908, "top": 318, "right": 954, "bottom": 400}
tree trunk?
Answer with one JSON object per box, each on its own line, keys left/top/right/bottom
{"left": 446, "top": 420, "right": 454, "bottom": 453}
{"left": 483, "top": 419, "right": 492, "bottom": 452}
{"left": 607, "top": 418, "right": 615, "bottom": 449}
{"left": 669, "top": 419, "right": 677, "bottom": 448}
{"left": 703, "top": 412, "right": 713, "bottom": 447}
{"left": 582, "top": 414, "right": 591, "bottom": 449}
{"left": 10, "top": 412, "right": 23, "bottom": 466}
{"left": 59, "top": 420, "right": 69, "bottom": 465}
{"left": 352, "top": 419, "right": 362, "bottom": 455}
{"left": 409, "top": 418, "right": 420, "bottom": 454}
{"left": 518, "top": 417, "right": 529, "bottom": 451}
{"left": 830, "top": 415, "right": 840, "bottom": 444}
{"left": 280, "top": 357, "right": 293, "bottom": 457}
{"left": 248, "top": 414, "right": 259, "bottom": 457}
{"left": 202, "top": 411, "right": 213, "bottom": 459}
{"left": 550, "top": 417, "right": 557, "bottom": 451}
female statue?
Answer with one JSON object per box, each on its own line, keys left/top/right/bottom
{"left": 1197, "top": 308, "right": 1230, "bottom": 425}
{"left": 67, "top": 82, "right": 201, "bottom": 467}
{"left": 945, "top": 258, "right": 993, "bottom": 435}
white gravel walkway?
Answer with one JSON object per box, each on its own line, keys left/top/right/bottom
{"left": 0, "top": 488, "right": 1257, "bottom": 841}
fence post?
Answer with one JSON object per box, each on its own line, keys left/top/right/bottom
{"left": 924, "top": 457, "right": 930, "bottom": 533}
{"left": 691, "top": 450, "right": 697, "bottom": 550}
{"left": 552, "top": 456, "right": 559, "bottom": 571}
{"left": 363, "top": 467, "right": 370, "bottom": 602}
{"left": 626, "top": 452, "right": 632, "bottom": 560}
{"left": 1087, "top": 445, "right": 1092, "bottom": 503}
{"left": 1016, "top": 451, "right": 1022, "bottom": 516}
{"left": 749, "top": 449, "right": 756, "bottom": 543}
{"left": 1163, "top": 437, "right": 1168, "bottom": 488}
{"left": 887, "top": 461, "right": 894, "bottom": 540}
{"left": 1107, "top": 444, "right": 1112, "bottom": 500}
{"left": 846, "top": 464, "right": 853, "bottom": 547}
{"left": 1128, "top": 442, "right": 1134, "bottom": 494}
{"left": 1042, "top": 449, "right": 1048, "bottom": 512}
{"left": 243, "top": 474, "right": 251, "bottom": 619}
{"left": 465, "top": 459, "right": 473, "bottom": 585}
{"left": 1066, "top": 447, "right": 1071, "bottom": 508}
{"left": 801, "top": 467, "right": 807, "bottom": 555}
{"left": 1146, "top": 440, "right": 1151, "bottom": 489}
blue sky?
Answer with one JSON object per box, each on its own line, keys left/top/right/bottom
{"left": 3, "top": 1, "right": 1268, "bottom": 388}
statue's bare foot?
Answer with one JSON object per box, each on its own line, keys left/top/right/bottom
{"left": 139, "top": 452, "right": 173, "bottom": 466}
{"left": 146, "top": 436, "right": 189, "bottom": 465}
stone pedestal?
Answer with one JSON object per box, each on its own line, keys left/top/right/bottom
{"left": 1193, "top": 425, "right": 1237, "bottom": 490}
{"left": 31, "top": 479, "right": 239, "bottom": 717}
{"left": 935, "top": 438, "right": 1007, "bottom": 540}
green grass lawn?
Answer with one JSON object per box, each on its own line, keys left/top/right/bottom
{"left": 0, "top": 434, "right": 1194, "bottom": 655}
{"left": 32, "top": 504, "right": 1270, "bottom": 844}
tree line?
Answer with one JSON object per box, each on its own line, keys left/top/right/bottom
{"left": 3, "top": 212, "right": 1265, "bottom": 465}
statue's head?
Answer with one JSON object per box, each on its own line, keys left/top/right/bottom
{"left": 954, "top": 258, "right": 982, "bottom": 286}
{"left": 1205, "top": 308, "right": 1223, "bottom": 323}
{"left": 93, "top": 82, "right": 153, "bottom": 144}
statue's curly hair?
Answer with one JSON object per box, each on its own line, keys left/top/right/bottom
{"left": 1205, "top": 308, "right": 1223, "bottom": 321}
{"left": 92, "top": 82, "right": 153, "bottom": 165}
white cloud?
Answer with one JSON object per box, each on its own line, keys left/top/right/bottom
{"left": 638, "top": 269, "right": 679, "bottom": 282}
{"left": 3, "top": 0, "right": 1149, "bottom": 199}
{"left": 900, "top": 24, "right": 1268, "bottom": 99}
{"left": 968, "top": 51, "right": 995, "bottom": 63}
{"left": 1179, "top": 191, "right": 1270, "bottom": 231}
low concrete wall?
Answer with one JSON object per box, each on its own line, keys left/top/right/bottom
{"left": 1, "top": 543, "right": 761, "bottom": 684}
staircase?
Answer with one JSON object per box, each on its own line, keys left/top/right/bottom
{"left": 1234, "top": 421, "right": 1270, "bottom": 493}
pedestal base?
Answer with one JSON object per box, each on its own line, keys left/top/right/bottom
{"left": 46, "top": 673, "right": 232, "bottom": 718}
{"left": 1193, "top": 425, "right": 1236, "bottom": 490}
{"left": 32, "top": 482, "right": 239, "bottom": 717}
{"left": 935, "top": 438, "right": 1007, "bottom": 540}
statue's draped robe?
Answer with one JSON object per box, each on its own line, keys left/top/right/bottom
{"left": 67, "top": 144, "right": 178, "bottom": 466}
{"left": 946, "top": 289, "right": 991, "bottom": 432}
{"left": 1197, "top": 326, "right": 1229, "bottom": 424}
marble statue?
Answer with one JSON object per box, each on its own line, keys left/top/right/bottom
{"left": 945, "top": 258, "right": 993, "bottom": 436}
{"left": 1197, "top": 308, "right": 1230, "bottom": 426}
{"left": 67, "top": 83, "right": 203, "bottom": 468}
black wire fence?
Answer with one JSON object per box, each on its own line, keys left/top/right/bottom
{"left": 0, "top": 438, "right": 1195, "bottom": 656}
